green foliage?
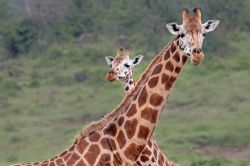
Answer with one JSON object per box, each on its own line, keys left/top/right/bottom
{"left": 0, "top": 20, "right": 38, "bottom": 57}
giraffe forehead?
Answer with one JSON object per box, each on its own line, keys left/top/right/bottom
{"left": 184, "top": 20, "right": 202, "bottom": 32}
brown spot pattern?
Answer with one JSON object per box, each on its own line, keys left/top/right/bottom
{"left": 164, "top": 50, "right": 170, "bottom": 60}
{"left": 140, "top": 155, "right": 150, "bottom": 162}
{"left": 152, "top": 64, "right": 163, "bottom": 76}
{"left": 158, "top": 153, "right": 165, "bottom": 166}
{"left": 97, "top": 153, "right": 111, "bottom": 166}
{"left": 141, "top": 107, "right": 158, "bottom": 123}
{"left": 113, "top": 152, "right": 123, "bottom": 165}
{"left": 148, "top": 76, "right": 159, "bottom": 88}
{"left": 89, "top": 132, "right": 101, "bottom": 142}
{"left": 138, "top": 86, "right": 148, "bottom": 107}
{"left": 171, "top": 44, "right": 176, "bottom": 53}
{"left": 142, "top": 147, "right": 151, "bottom": 156}
{"left": 66, "top": 153, "right": 80, "bottom": 165}
{"left": 182, "top": 55, "right": 188, "bottom": 64}
{"left": 126, "top": 104, "right": 137, "bottom": 117}
{"left": 161, "top": 73, "right": 169, "bottom": 85}
{"left": 137, "top": 125, "right": 150, "bottom": 140}
{"left": 77, "top": 139, "right": 89, "bottom": 154}
{"left": 117, "top": 130, "right": 126, "bottom": 149}
{"left": 104, "top": 123, "right": 117, "bottom": 136}
{"left": 124, "top": 143, "right": 144, "bottom": 161}
{"left": 173, "top": 52, "right": 180, "bottom": 62}
{"left": 165, "top": 61, "right": 174, "bottom": 72}
{"left": 124, "top": 119, "right": 138, "bottom": 139}
{"left": 149, "top": 93, "right": 164, "bottom": 107}
{"left": 175, "top": 66, "right": 181, "bottom": 73}
{"left": 100, "top": 138, "right": 117, "bottom": 151}
{"left": 117, "top": 116, "right": 124, "bottom": 126}
{"left": 84, "top": 144, "right": 100, "bottom": 165}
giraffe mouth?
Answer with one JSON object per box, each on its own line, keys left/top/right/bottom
{"left": 106, "top": 72, "right": 117, "bottom": 82}
{"left": 191, "top": 53, "right": 204, "bottom": 65}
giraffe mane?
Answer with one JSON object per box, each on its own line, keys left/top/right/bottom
{"left": 76, "top": 38, "right": 177, "bottom": 142}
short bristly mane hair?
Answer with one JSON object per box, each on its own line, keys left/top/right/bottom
{"left": 76, "top": 38, "right": 177, "bottom": 142}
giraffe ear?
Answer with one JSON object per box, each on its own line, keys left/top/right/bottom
{"left": 166, "top": 22, "right": 180, "bottom": 35}
{"left": 131, "top": 55, "right": 143, "bottom": 68}
{"left": 105, "top": 56, "right": 114, "bottom": 67}
{"left": 203, "top": 20, "right": 220, "bottom": 33}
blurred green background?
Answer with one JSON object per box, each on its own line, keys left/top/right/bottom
{"left": 0, "top": 0, "right": 249, "bottom": 165}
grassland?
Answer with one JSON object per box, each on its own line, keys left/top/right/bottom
{"left": 0, "top": 36, "right": 249, "bottom": 166}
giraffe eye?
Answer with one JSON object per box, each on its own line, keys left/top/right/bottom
{"left": 124, "top": 64, "right": 130, "bottom": 68}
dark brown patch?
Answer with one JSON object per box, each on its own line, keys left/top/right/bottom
{"left": 141, "top": 107, "right": 158, "bottom": 123}
{"left": 100, "top": 138, "right": 117, "bottom": 150}
{"left": 89, "top": 132, "right": 101, "bottom": 142}
{"left": 164, "top": 50, "right": 170, "bottom": 60}
{"left": 152, "top": 157, "right": 155, "bottom": 162}
{"left": 117, "top": 116, "right": 124, "bottom": 126}
{"left": 125, "top": 86, "right": 129, "bottom": 91}
{"left": 148, "top": 76, "right": 159, "bottom": 88}
{"left": 124, "top": 119, "right": 138, "bottom": 139}
{"left": 59, "top": 150, "right": 67, "bottom": 157}
{"left": 173, "top": 52, "right": 180, "bottom": 62}
{"left": 176, "top": 39, "right": 179, "bottom": 46}
{"left": 113, "top": 153, "right": 123, "bottom": 165}
{"left": 152, "top": 64, "right": 163, "bottom": 76}
{"left": 165, "top": 76, "right": 176, "bottom": 91}
{"left": 142, "top": 147, "right": 151, "bottom": 156}
{"left": 84, "top": 144, "right": 100, "bottom": 165}
{"left": 76, "top": 160, "right": 85, "bottom": 166}
{"left": 55, "top": 158, "right": 64, "bottom": 165}
{"left": 138, "top": 86, "right": 148, "bottom": 107}
{"left": 77, "top": 139, "right": 89, "bottom": 154}
{"left": 149, "top": 93, "right": 164, "bottom": 107}
{"left": 153, "top": 148, "right": 158, "bottom": 159}
{"left": 165, "top": 61, "right": 174, "bottom": 72}
{"left": 117, "top": 130, "right": 126, "bottom": 149}
{"left": 66, "top": 153, "right": 80, "bottom": 165}
{"left": 129, "top": 80, "right": 133, "bottom": 85}
{"left": 148, "top": 139, "right": 152, "bottom": 147}
{"left": 161, "top": 73, "right": 169, "bottom": 85}
{"left": 124, "top": 143, "right": 145, "bottom": 161}
{"left": 104, "top": 123, "right": 117, "bottom": 136}
{"left": 182, "top": 55, "right": 188, "bottom": 64}
{"left": 97, "top": 153, "right": 111, "bottom": 165}
{"left": 126, "top": 104, "right": 137, "bottom": 117}
{"left": 140, "top": 155, "right": 150, "bottom": 162}
{"left": 158, "top": 153, "right": 164, "bottom": 166}
{"left": 175, "top": 66, "right": 181, "bottom": 73}
{"left": 63, "top": 153, "right": 72, "bottom": 161}
{"left": 69, "top": 145, "right": 75, "bottom": 151}
{"left": 171, "top": 44, "right": 176, "bottom": 53}
{"left": 137, "top": 125, "right": 150, "bottom": 140}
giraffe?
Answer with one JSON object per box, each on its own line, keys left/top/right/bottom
{"left": 105, "top": 48, "right": 178, "bottom": 166}
{"left": 105, "top": 48, "right": 143, "bottom": 95}
{"left": 12, "top": 8, "right": 219, "bottom": 166}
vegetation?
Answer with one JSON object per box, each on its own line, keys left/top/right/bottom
{"left": 0, "top": 0, "right": 249, "bottom": 165}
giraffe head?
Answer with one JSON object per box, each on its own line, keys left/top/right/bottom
{"left": 166, "top": 8, "right": 220, "bottom": 65}
{"left": 105, "top": 48, "right": 143, "bottom": 82}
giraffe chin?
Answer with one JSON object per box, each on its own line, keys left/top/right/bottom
{"left": 190, "top": 53, "right": 204, "bottom": 66}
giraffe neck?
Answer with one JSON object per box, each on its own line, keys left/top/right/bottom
{"left": 122, "top": 72, "right": 136, "bottom": 94}
{"left": 111, "top": 37, "right": 188, "bottom": 163}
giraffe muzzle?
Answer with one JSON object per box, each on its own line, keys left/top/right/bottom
{"left": 106, "top": 71, "right": 117, "bottom": 81}
{"left": 191, "top": 52, "right": 204, "bottom": 65}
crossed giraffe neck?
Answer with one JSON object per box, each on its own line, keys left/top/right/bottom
{"left": 13, "top": 37, "right": 185, "bottom": 166}
{"left": 108, "top": 52, "right": 179, "bottom": 166}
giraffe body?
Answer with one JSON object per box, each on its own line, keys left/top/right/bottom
{"left": 12, "top": 8, "right": 219, "bottom": 166}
